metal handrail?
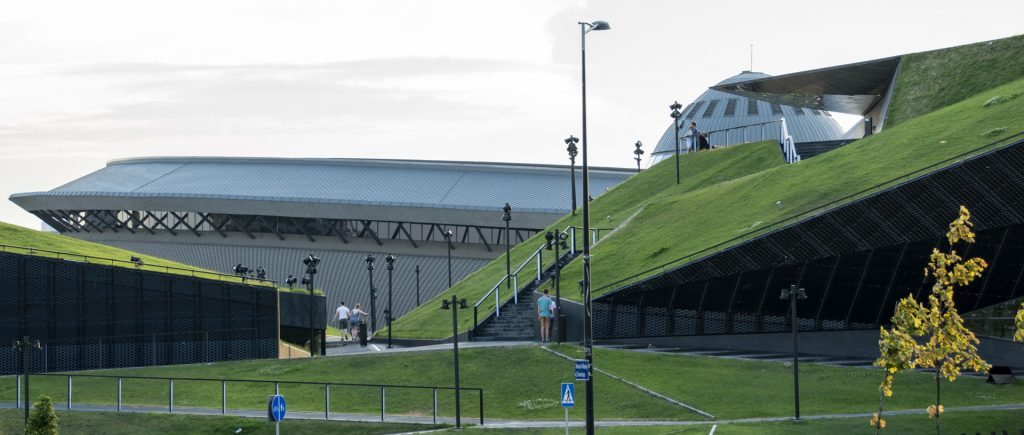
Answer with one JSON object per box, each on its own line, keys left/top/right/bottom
{"left": 594, "top": 131, "right": 1024, "bottom": 295}
{"left": 0, "top": 243, "right": 276, "bottom": 286}
{"left": 17, "top": 372, "right": 485, "bottom": 425}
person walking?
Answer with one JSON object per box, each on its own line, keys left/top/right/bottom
{"left": 688, "top": 122, "right": 699, "bottom": 152}
{"left": 349, "top": 303, "right": 368, "bottom": 340}
{"left": 537, "top": 289, "right": 555, "bottom": 343}
{"left": 334, "top": 302, "right": 351, "bottom": 341}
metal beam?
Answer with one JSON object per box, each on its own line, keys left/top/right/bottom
{"left": 257, "top": 215, "right": 285, "bottom": 241}
{"left": 171, "top": 212, "right": 201, "bottom": 237}
{"left": 358, "top": 220, "right": 383, "bottom": 246}
{"left": 474, "top": 226, "right": 492, "bottom": 252}
{"left": 393, "top": 223, "right": 419, "bottom": 248}
{"left": 128, "top": 211, "right": 155, "bottom": 235}
{"left": 76, "top": 210, "right": 105, "bottom": 233}
{"left": 144, "top": 211, "right": 176, "bottom": 236}
{"left": 239, "top": 215, "right": 257, "bottom": 239}
{"left": 106, "top": 210, "right": 134, "bottom": 234}
{"left": 197, "top": 212, "right": 228, "bottom": 238}
{"left": 289, "top": 217, "right": 315, "bottom": 243}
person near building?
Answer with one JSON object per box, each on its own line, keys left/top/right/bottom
{"left": 537, "top": 289, "right": 555, "bottom": 343}
{"left": 335, "top": 302, "right": 351, "bottom": 341}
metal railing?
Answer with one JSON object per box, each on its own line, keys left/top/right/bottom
{"left": 594, "top": 131, "right": 1024, "bottom": 296}
{"left": 661, "top": 118, "right": 800, "bottom": 163}
{"left": 471, "top": 225, "right": 608, "bottom": 338}
{"left": 10, "top": 373, "right": 484, "bottom": 425}
{"left": 0, "top": 243, "right": 276, "bottom": 287}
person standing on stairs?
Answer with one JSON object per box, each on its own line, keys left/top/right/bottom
{"left": 537, "top": 289, "right": 555, "bottom": 343}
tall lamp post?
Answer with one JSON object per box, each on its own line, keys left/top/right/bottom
{"left": 13, "top": 336, "right": 41, "bottom": 424}
{"left": 545, "top": 230, "right": 569, "bottom": 343}
{"left": 365, "top": 254, "right": 378, "bottom": 332}
{"left": 415, "top": 264, "right": 421, "bottom": 307}
{"left": 443, "top": 229, "right": 454, "bottom": 288}
{"left": 385, "top": 254, "right": 396, "bottom": 349}
{"left": 303, "top": 254, "right": 320, "bottom": 356}
{"left": 440, "top": 295, "right": 469, "bottom": 429}
{"left": 633, "top": 141, "right": 644, "bottom": 173}
{"left": 780, "top": 285, "right": 807, "bottom": 420}
{"left": 670, "top": 101, "right": 683, "bottom": 184}
{"left": 502, "top": 203, "right": 512, "bottom": 289}
{"left": 565, "top": 136, "right": 579, "bottom": 215}
{"left": 578, "top": 19, "right": 609, "bottom": 435}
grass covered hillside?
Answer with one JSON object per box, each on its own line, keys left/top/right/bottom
{"left": 387, "top": 140, "right": 786, "bottom": 339}
{"left": 887, "top": 33, "right": 1024, "bottom": 126}
{"left": 0, "top": 221, "right": 276, "bottom": 289}
{"left": 392, "top": 75, "right": 1024, "bottom": 340}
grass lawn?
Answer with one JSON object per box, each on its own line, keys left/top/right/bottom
{"left": 2, "top": 346, "right": 699, "bottom": 421}
{"left": 887, "top": 34, "right": 1024, "bottom": 127}
{"left": 0, "top": 409, "right": 446, "bottom": 435}
{"left": 550, "top": 345, "right": 1023, "bottom": 420}
{"left": 448, "top": 409, "right": 1024, "bottom": 434}
{"left": 0, "top": 221, "right": 316, "bottom": 294}
{"left": 387, "top": 140, "right": 785, "bottom": 339}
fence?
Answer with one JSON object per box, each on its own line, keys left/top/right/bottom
{"left": 6, "top": 372, "right": 484, "bottom": 425}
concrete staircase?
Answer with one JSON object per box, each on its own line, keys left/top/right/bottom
{"left": 472, "top": 249, "right": 579, "bottom": 342}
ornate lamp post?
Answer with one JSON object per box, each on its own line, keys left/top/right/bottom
{"left": 545, "top": 230, "right": 570, "bottom": 343}
{"left": 670, "top": 101, "right": 683, "bottom": 184}
{"left": 633, "top": 141, "right": 644, "bottom": 173}
{"left": 565, "top": 135, "right": 579, "bottom": 215}
{"left": 415, "top": 264, "right": 421, "bottom": 307}
{"left": 440, "top": 296, "right": 469, "bottom": 429}
{"left": 780, "top": 285, "right": 808, "bottom": 420}
{"left": 303, "top": 254, "right": 320, "bottom": 355}
{"left": 577, "top": 19, "right": 610, "bottom": 435}
{"left": 385, "top": 254, "right": 396, "bottom": 349}
{"left": 365, "top": 254, "right": 378, "bottom": 332}
{"left": 502, "top": 203, "right": 512, "bottom": 289}
{"left": 443, "top": 229, "right": 454, "bottom": 288}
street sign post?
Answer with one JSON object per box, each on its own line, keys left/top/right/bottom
{"left": 561, "top": 383, "right": 575, "bottom": 435}
{"left": 267, "top": 394, "right": 286, "bottom": 435}
{"left": 574, "top": 359, "right": 590, "bottom": 381}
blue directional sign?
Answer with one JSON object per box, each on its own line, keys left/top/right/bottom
{"left": 574, "top": 359, "right": 590, "bottom": 381}
{"left": 561, "top": 383, "right": 575, "bottom": 408}
{"left": 268, "top": 394, "right": 286, "bottom": 422}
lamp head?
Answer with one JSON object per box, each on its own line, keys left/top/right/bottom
{"left": 545, "top": 231, "right": 554, "bottom": 249}
{"left": 441, "top": 299, "right": 451, "bottom": 310}
{"left": 670, "top": 101, "right": 683, "bottom": 111}
{"left": 385, "top": 254, "right": 396, "bottom": 269}
{"left": 459, "top": 299, "right": 469, "bottom": 309}
{"left": 443, "top": 229, "right": 454, "bottom": 240}
{"left": 502, "top": 203, "right": 512, "bottom": 221}
{"left": 589, "top": 20, "right": 610, "bottom": 31}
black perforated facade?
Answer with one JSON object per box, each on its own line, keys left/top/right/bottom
{"left": 0, "top": 252, "right": 279, "bottom": 374}
{"left": 595, "top": 138, "right": 1024, "bottom": 339}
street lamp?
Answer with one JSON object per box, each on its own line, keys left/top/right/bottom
{"left": 443, "top": 229, "right": 454, "bottom": 288}
{"left": 577, "top": 18, "right": 609, "bottom": 435}
{"left": 780, "top": 284, "right": 808, "bottom": 420}
{"left": 415, "top": 264, "right": 421, "bottom": 307}
{"left": 365, "top": 254, "right": 378, "bottom": 332}
{"left": 384, "top": 254, "right": 396, "bottom": 349}
{"left": 303, "top": 254, "right": 320, "bottom": 356}
{"left": 633, "top": 141, "right": 644, "bottom": 173}
{"left": 440, "top": 295, "right": 469, "bottom": 429}
{"left": 565, "top": 135, "right": 579, "bottom": 215}
{"left": 502, "top": 203, "right": 512, "bottom": 289}
{"left": 670, "top": 101, "right": 683, "bottom": 184}
{"left": 545, "top": 230, "right": 570, "bottom": 343}
{"left": 13, "top": 336, "right": 42, "bottom": 424}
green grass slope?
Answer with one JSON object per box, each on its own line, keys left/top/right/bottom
{"left": 887, "top": 33, "right": 1024, "bottom": 126}
{"left": 388, "top": 141, "right": 785, "bottom": 339}
{"left": 555, "top": 75, "right": 1024, "bottom": 300}
{"left": 0, "top": 221, "right": 279, "bottom": 289}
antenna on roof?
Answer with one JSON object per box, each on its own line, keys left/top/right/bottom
{"left": 750, "top": 43, "right": 754, "bottom": 71}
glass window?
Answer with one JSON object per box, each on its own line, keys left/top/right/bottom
{"left": 686, "top": 101, "right": 705, "bottom": 119}
{"left": 723, "top": 99, "right": 738, "bottom": 117}
{"left": 747, "top": 99, "right": 759, "bottom": 116}
{"left": 770, "top": 103, "right": 783, "bottom": 115}
{"left": 702, "top": 100, "right": 720, "bottom": 118}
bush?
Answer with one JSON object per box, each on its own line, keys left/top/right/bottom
{"left": 25, "top": 395, "right": 59, "bottom": 435}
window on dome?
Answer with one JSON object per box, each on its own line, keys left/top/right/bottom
{"left": 811, "top": 109, "right": 822, "bottom": 116}
{"left": 770, "top": 103, "right": 783, "bottom": 115}
{"left": 702, "top": 100, "right": 719, "bottom": 118}
{"left": 791, "top": 106, "right": 806, "bottom": 116}
{"left": 686, "top": 101, "right": 705, "bottom": 119}
{"left": 723, "top": 99, "right": 738, "bottom": 117}
{"left": 747, "top": 99, "right": 759, "bottom": 116}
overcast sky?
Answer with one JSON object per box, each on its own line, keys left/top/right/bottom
{"left": 2, "top": 0, "right": 1022, "bottom": 229}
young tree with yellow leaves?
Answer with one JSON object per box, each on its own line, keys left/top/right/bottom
{"left": 872, "top": 206, "right": 991, "bottom": 435}
{"left": 1015, "top": 302, "right": 1024, "bottom": 343}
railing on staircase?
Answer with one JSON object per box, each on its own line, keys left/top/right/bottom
{"left": 668, "top": 118, "right": 800, "bottom": 163}
{"left": 471, "top": 225, "right": 606, "bottom": 340}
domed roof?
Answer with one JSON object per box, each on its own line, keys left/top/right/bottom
{"left": 652, "top": 71, "right": 846, "bottom": 160}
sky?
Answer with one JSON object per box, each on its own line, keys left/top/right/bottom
{"left": 1, "top": 0, "right": 1022, "bottom": 229}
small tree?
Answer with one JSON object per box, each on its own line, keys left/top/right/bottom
{"left": 25, "top": 395, "right": 59, "bottom": 435}
{"left": 872, "top": 206, "right": 991, "bottom": 434}
{"left": 1014, "top": 302, "right": 1024, "bottom": 343}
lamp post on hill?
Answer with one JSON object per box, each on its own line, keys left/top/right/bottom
{"left": 545, "top": 230, "right": 569, "bottom": 343}
{"left": 415, "top": 264, "right": 421, "bottom": 307}
{"left": 385, "top": 254, "right": 396, "bottom": 349}
{"left": 440, "top": 295, "right": 469, "bottom": 429}
{"left": 443, "top": 229, "right": 454, "bottom": 288}
{"left": 303, "top": 254, "right": 320, "bottom": 356}
{"left": 670, "top": 101, "right": 683, "bottom": 184}
{"left": 502, "top": 203, "right": 512, "bottom": 289}
{"left": 780, "top": 284, "right": 808, "bottom": 420}
{"left": 565, "top": 135, "right": 579, "bottom": 215}
{"left": 577, "top": 18, "right": 610, "bottom": 435}
{"left": 633, "top": 141, "right": 644, "bottom": 173}
{"left": 14, "top": 336, "right": 42, "bottom": 424}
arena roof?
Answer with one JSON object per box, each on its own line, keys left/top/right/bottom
{"left": 11, "top": 157, "right": 633, "bottom": 228}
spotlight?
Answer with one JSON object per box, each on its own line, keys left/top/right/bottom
{"left": 130, "top": 256, "right": 144, "bottom": 268}
{"left": 301, "top": 277, "right": 311, "bottom": 286}
{"left": 285, "top": 274, "right": 297, "bottom": 289}
{"left": 255, "top": 267, "right": 266, "bottom": 280}
{"left": 233, "top": 264, "right": 250, "bottom": 276}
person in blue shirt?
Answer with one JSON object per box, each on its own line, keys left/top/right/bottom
{"left": 537, "top": 289, "right": 555, "bottom": 343}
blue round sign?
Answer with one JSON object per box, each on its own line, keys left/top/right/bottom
{"left": 270, "top": 395, "right": 286, "bottom": 422}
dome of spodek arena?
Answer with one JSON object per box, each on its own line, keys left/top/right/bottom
{"left": 650, "top": 71, "right": 852, "bottom": 164}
